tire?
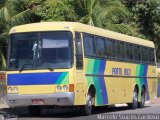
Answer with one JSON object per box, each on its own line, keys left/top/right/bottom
{"left": 129, "top": 87, "right": 138, "bottom": 109}
{"left": 138, "top": 88, "right": 145, "bottom": 108}
{"left": 28, "top": 106, "right": 41, "bottom": 116}
{"left": 81, "top": 91, "right": 94, "bottom": 116}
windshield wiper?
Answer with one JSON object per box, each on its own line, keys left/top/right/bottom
{"left": 19, "top": 63, "right": 33, "bottom": 72}
{"left": 39, "top": 56, "right": 54, "bottom": 72}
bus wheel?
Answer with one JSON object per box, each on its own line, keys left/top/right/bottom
{"left": 81, "top": 91, "right": 94, "bottom": 115}
{"left": 138, "top": 87, "right": 145, "bottom": 108}
{"left": 28, "top": 106, "right": 41, "bottom": 116}
{"left": 129, "top": 87, "right": 138, "bottom": 109}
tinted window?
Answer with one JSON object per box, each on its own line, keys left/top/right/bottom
{"left": 83, "top": 34, "right": 95, "bottom": 56}
{"left": 129, "top": 44, "right": 133, "bottom": 60}
{"left": 137, "top": 46, "right": 141, "bottom": 61}
{"left": 120, "top": 42, "right": 125, "bottom": 58}
{"left": 75, "top": 32, "right": 83, "bottom": 69}
{"left": 106, "top": 39, "right": 116, "bottom": 58}
{"left": 125, "top": 43, "right": 130, "bottom": 59}
{"left": 141, "top": 47, "right": 148, "bottom": 62}
{"left": 134, "top": 45, "right": 141, "bottom": 61}
{"left": 112, "top": 40, "right": 116, "bottom": 57}
{"left": 116, "top": 42, "right": 122, "bottom": 58}
{"left": 75, "top": 32, "right": 83, "bottom": 55}
{"left": 149, "top": 48, "right": 155, "bottom": 63}
{"left": 96, "top": 37, "right": 105, "bottom": 57}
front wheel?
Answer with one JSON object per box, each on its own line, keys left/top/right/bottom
{"left": 81, "top": 91, "right": 94, "bottom": 116}
{"left": 128, "top": 87, "right": 138, "bottom": 109}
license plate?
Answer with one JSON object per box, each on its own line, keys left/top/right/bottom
{"left": 32, "top": 99, "right": 44, "bottom": 105}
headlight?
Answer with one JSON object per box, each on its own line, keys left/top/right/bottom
{"left": 8, "top": 87, "right": 12, "bottom": 92}
{"left": 63, "top": 85, "right": 68, "bottom": 91}
{"left": 57, "top": 85, "right": 62, "bottom": 91}
{"left": 13, "top": 87, "right": 18, "bottom": 93}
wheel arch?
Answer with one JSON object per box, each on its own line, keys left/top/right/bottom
{"left": 87, "top": 84, "right": 96, "bottom": 98}
{"left": 134, "top": 84, "right": 139, "bottom": 93}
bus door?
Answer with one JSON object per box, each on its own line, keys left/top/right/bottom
{"left": 74, "top": 32, "right": 85, "bottom": 105}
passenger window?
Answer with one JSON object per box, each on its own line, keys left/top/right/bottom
{"left": 120, "top": 42, "right": 124, "bottom": 59}
{"left": 96, "top": 37, "right": 105, "bottom": 57}
{"left": 141, "top": 47, "right": 148, "bottom": 62}
{"left": 137, "top": 46, "right": 141, "bottom": 62}
{"left": 129, "top": 44, "right": 133, "bottom": 60}
{"left": 106, "top": 39, "right": 115, "bottom": 58}
{"left": 83, "top": 34, "right": 95, "bottom": 56}
{"left": 112, "top": 41, "right": 116, "bottom": 58}
{"left": 125, "top": 43, "right": 130, "bottom": 60}
{"left": 144, "top": 47, "right": 149, "bottom": 62}
{"left": 149, "top": 48, "right": 155, "bottom": 63}
{"left": 134, "top": 45, "right": 141, "bottom": 62}
{"left": 116, "top": 42, "right": 122, "bottom": 58}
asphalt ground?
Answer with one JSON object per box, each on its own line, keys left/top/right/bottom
{"left": 0, "top": 101, "right": 160, "bottom": 120}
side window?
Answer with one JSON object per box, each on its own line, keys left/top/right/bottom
{"left": 116, "top": 41, "right": 122, "bottom": 58}
{"left": 144, "top": 47, "right": 149, "bottom": 62}
{"left": 129, "top": 44, "right": 133, "bottom": 60}
{"left": 83, "top": 33, "right": 95, "bottom": 56}
{"left": 120, "top": 42, "right": 124, "bottom": 59}
{"left": 134, "top": 45, "right": 137, "bottom": 61}
{"left": 141, "top": 47, "right": 145, "bottom": 62}
{"left": 112, "top": 40, "right": 116, "bottom": 58}
{"left": 96, "top": 37, "right": 105, "bottom": 57}
{"left": 149, "top": 48, "right": 155, "bottom": 63}
{"left": 141, "top": 47, "right": 148, "bottom": 62}
{"left": 75, "top": 32, "right": 83, "bottom": 69}
{"left": 75, "top": 32, "right": 82, "bottom": 55}
{"left": 106, "top": 38, "right": 113, "bottom": 58}
{"left": 134, "top": 45, "right": 139, "bottom": 61}
{"left": 106, "top": 39, "right": 116, "bottom": 58}
{"left": 125, "top": 43, "right": 130, "bottom": 60}
{"left": 151, "top": 49, "right": 155, "bottom": 63}
{"left": 137, "top": 46, "right": 141, "bottom": 62}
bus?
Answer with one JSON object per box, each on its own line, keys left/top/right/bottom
{"left": 3, "top": 22, "right": 157, "bottom": 115}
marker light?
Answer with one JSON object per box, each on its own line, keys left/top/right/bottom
{"left": 57, "top": 85, "right": 62, "bottom": 91}
{"left": 63, "top": 85, "right": 68, "bottom": 91}
{"left": 13, "top": 87, "right": 18, "bottom": 93}
{"left": 8, "top": 87, "right": 12, "bottom": 92}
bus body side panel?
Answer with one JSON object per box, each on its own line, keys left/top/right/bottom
{"left": 134, "top": 64, "right": 157, "bottom": 102}
{"left": 84, "top": 58, "right": 157, "bottom": 106}
{"left": 147, "top": 65, "right": 157, "bottom": 101}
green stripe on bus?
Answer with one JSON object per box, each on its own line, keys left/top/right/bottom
{"left": 93, "top": 59, "right": 103, "bottom": 105}
{"left": 135, "top": 64, "right": 146, "bottom": 100}
{"left": 56, "top": 72, "right": 68, "bottom": 84}
{"left": 86, "top": 59, "right": 104, "bottom": 105}
{"left": 93, "top": 59, "right": 101, "bottom": 74}
{"left": 86, "top": 59, "right": 95, "bottom": 74}
{"left": 60, "top": 73, "right": 69, "bottom": 84}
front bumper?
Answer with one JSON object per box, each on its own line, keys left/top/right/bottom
{"left": 6, "top": 92, "right": 75, "bottom": 107}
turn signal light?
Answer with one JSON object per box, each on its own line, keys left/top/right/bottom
{"left": 69, "top": 84, "right": 74, "bottom": 92}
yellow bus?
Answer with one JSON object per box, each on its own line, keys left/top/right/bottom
{"left": 4, "top": 22, "right": 157, "bottom": 115}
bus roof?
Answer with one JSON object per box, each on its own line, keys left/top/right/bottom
{"left": 9, "top": 22, "right": 154, "bottom": 48}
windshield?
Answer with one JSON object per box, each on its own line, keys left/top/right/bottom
{"left": 7, "top": 31, "right": 73, "bottom": 70}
